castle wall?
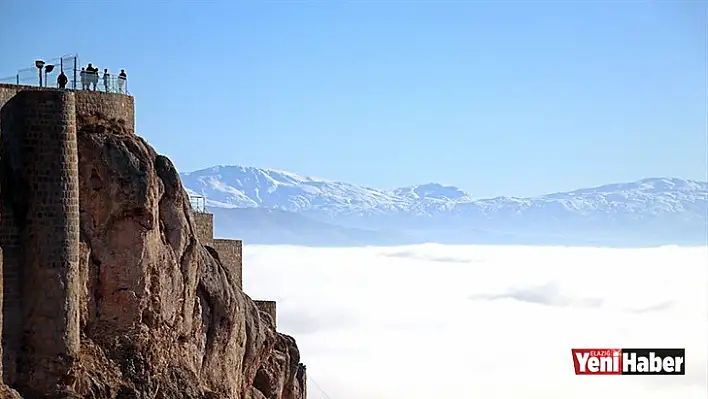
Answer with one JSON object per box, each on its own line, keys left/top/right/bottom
{"left": 0, "top": 84, "right": 135, "bottom": 134}
{"left": 0, "top": 86, "right": 18, "bottom": 109}
{"left": 213, "top": 239, "right": 242, "bottom": 290}
{"left": 192, "top": 212, "right": 214, "bottom": 246}
{"left": 0, "top": 246, "right": 3, "bottom": 373}
{"left": 75, "top": 90, "right": 135, "bottom": 133}
{"left": 254, "top": 300, "right": 277, "bottom": 329}
{"left": 0, "top": 85, "right": 31, "bottom": 383}
{"left": 296, "top": 363, "right": 307, "bottom": 399}
{"left": 0, "top": 89, "right": 81, "bottom": 390}
{"left": 0, "top": 171, "right": 22, "bottom": 384}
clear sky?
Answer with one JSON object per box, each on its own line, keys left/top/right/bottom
{"left": 1, "top": 1, "right": 706, "bottom": 197}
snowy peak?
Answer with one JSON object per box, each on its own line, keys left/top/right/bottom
{"left": 179, "top": 165, "right": 707, "bottom": 225}
{"left": 179, "top": 165, "right": 706, "bottom": 245}
{"left": 184, "top": 165, "right": 329, "bottom": 185}
{"left": 391, "top": 183, "right": 471, "bottom": 201}
{"left": 535, "top": 177, "right": 708, "bottom": 214}
{"left": 561, "top": 177, "right": 707, "bottom": 196}
{"left": 180, "top": 165, "right": 406, "bottom": 214}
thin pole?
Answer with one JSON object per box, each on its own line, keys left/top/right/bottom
{"left": 73, "top": 57, "right": 77, "bottom": 89}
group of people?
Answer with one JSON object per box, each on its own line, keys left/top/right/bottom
{"left": 56, "top": 63, "right": 127, "bottom": 94}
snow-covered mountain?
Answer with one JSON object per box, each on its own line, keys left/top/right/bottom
{"left": 180, "top": 165, "right": 406, "bottom": 215}
{"left": 180, "top": 165, "right": 707, "bottom": 245}
{"left": 181, "top": 165, "right": 706, "bottom": 220}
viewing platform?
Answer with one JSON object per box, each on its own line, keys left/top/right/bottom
{"left": 1, "top": 54, "right": 135, "bottom": 137}
{"left": 0, "top": 53, "right": 130, "bottom": 95}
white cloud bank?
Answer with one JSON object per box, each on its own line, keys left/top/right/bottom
{"left": 243, "top": 244, "right": 708, "bottom": 399}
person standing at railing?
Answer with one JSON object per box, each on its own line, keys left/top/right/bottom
{"left": 118, "top": 69, "right": 127, "bottom": 93}
{"left": 86, "top": 64, "right": 93, "bottom": 90}
{"left": 86, "top": 63, "right": 99, "bottom": 91}
{"left": 92, "top": 67, "right": 99, "bottom": 90}
{"left": 103, "top": 69, "right": 111, "bottom": 92}
{"left": 80, "top": 67, "right": 87, "bottom": 90}
{"left": 57, "top": 71, "right": 68, "bottom": 89}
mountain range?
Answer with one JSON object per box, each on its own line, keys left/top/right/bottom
{"left": 180, "top": 165, "right": 707, "bottom": 246}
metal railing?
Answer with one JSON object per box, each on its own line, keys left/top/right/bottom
{"left": 1, "top": 54, "right": 80, "bottom": 88}
{"left": 0, "top": 75, "right": 19, "bottom": 84}
{"left": 77, "top": 73, "right": 129, "bottom": 94}
{"left": 189, "top": 195, "right": 208, "bottom": 213}
{"left": 0, "top": 54, "right": 130, "bottom": 95}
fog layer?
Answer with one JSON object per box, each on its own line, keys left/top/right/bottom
{"left": 244, "top": 244, "right": 707, "bottom": 399}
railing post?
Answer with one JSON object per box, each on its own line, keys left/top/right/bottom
{"left": 15, "top": 74, "right": 19, "bottom": 85}
{"left": 73, "top": 57, "right": 77, "bottom": 89}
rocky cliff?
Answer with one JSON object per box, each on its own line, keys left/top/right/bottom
{"left": 0, "top": 111, "right": 306, "bottom": 398}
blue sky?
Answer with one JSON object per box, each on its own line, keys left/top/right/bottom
{"left": 1, "top": 0, "right": 706, "bottom": 197}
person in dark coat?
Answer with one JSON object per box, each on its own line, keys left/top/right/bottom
{"left": 57, "top": 71, "right": 68, "bottom": 89}
{"left": 86, "top": 63, "right": 99, "bottom": 91}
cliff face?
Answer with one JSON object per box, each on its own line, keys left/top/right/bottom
{"left": 0, "top": 110, "right": 306, "bottom": 398}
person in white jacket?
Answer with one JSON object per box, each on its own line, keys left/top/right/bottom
{"left": 80, "top": 67, "right": 87, "bottom": 90}
{"left": 117, "top": 69, "right": 127, "bottom": 93}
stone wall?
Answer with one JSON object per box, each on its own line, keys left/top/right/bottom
{"left": 0, "top": 246, "right": 3, "bottom": 372}
{"left": 254, "top": 300, "right": 277, "bottom": 329}
{"left": 0, "top": 84, "right": 26, "bottom": 130}
{"left": 0, "top": 89, "right": 81, "bottom": 391}
{"left": 0, "top": 84, "right": 135, "bottom": 134}
{"left": 75, "top": 90, "right": 135, "bottom": 133}
{"left": 213, "top": 239, "right": 242, "bottom": 290}
{"left": 192, "top": 212, "right": 214, "bottom": 246}
{"left": 296, "top": 363, "right": 307, "bottom": 399}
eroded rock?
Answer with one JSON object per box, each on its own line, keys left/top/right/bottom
{"left": 0, "top": 114, "right": 306, "bottom": 398}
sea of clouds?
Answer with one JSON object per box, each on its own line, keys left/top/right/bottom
{"left": 243, "top": 244, "right": 707, "bottom": 399}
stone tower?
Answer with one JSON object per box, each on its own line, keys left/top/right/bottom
{"left": 0, "top": 84, "right": 134, "bottom": 392}
{"left": 0, "top": 89, "right": 81, "bottom": 391}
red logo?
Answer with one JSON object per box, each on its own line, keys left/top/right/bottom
{"left": 572, "top": 348, "right": 623, "bottom": 375}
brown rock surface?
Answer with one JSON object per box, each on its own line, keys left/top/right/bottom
{"left": 1, "top": 113, "right": 306, "bottom": 398}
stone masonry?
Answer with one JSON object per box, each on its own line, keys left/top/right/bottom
{"left": 0, "top": 88, "right": 85, "bottom": 391}
{"left": 254, "top": 300, "right": 277, "bottom": 329}
{"left": 191, "top": 209, "right": 277, "bottom": 327}
{"left": 213, "top": 238, "right": 243, "bottom": 290}
{"left": 0, "top": 84, "right": 135, "bottom": 135}
{"left": 192, "top": 212, "right": 214, "bottom": 246}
